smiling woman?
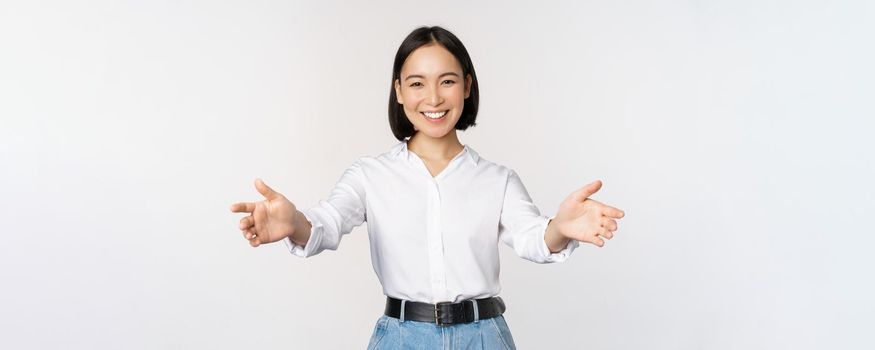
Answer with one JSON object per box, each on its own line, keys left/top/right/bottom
{"left": 230, "top": 25, "right": 625, "bottom": 350}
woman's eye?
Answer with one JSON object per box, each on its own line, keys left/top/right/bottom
{"left": 442, "top": 80, "right": 456, "bottom": 85}
{"left": 409, "top": 82, "right": 423, "bottom": 87}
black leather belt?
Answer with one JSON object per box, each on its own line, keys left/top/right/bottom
{"left": 384, "top": 296, "right": 506, "bottom": 326}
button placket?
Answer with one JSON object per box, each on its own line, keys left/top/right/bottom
{"left": 425, "top": 178, "right": 448, "bottom": 302}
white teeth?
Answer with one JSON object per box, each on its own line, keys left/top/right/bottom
{"left": 423, "top": 111, "right": 447, "bottom": 119}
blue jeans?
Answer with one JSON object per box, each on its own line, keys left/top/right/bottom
{"left": 366, "top": 314, "right": 517, "bottom": 349}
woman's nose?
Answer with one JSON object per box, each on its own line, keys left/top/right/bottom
{"left": 426, "top": 87, "right": 443, "bottom": 106}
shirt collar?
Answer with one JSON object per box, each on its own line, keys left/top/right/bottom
{"left": 391, "top": 139, "right": 479, "bottom": 166}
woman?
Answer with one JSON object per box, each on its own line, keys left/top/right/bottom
{"left": 230, "top": 26, "right": 625, "bottom": 349}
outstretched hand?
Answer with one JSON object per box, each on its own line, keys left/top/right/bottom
{"left": 229, "top": 179, "right": 297, "bottom": 247}
{"left": 553, "top": 180, "right": 625, "bottom": 247}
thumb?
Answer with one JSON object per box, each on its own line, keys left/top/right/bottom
{"left": 573, "top": 180, "right": 602, "bottom": 202}
{"left": 254, "top": 178, "right": 280, "bottom": 200}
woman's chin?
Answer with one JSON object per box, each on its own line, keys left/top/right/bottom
{"left": 413, "top": 128, "right": 454, "bottom": 140}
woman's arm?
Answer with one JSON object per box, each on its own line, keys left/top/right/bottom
{"left": 498, "top": 170, "right": 578, "bottom": 263}
{"left": 544, "top": 219, "right": 571, "bottom": 253}
{"left": 288, "top": 209, "right": 313, "bottom": 246}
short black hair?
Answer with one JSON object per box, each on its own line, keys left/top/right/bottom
{"left": 388, "top": 26, "right": 480, "bottom": 141}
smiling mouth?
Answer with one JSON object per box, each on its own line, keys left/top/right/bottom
{"left": 422, "top": 110, "right": 448, "bottom": 119}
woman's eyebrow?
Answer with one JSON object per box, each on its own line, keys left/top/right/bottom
{"left": 404, "top": 72, "right": 461, "bottom": 81}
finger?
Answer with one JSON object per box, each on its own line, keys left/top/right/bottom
{"left": 230, "top": 202, "right": 256, "bottom": 213}
{"left": 255, "top": 178, "right": 280, "bottom": 201}
{"left": 591, "top": 235, "right": 605, "bottom": 247}
{"left": 599, "top": 229, "right": 614, "bottom": 240}
{"left": 239, "top": 216, "right": 254, "bottom": 230}
{"left": 241, "top": 228, "right": 254, "bottom": 240}
{"left": 601, "top": 217, "right": 618, "bottom": 232}
{"left": 572, "top": 180, "right": 602, "bottom": 202}
{"left": 601, "top": 205, "right": 625, "bottom": 219}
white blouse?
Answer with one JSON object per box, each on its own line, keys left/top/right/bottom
{"left": 284, "top": 140, "right": 578, "bottom": 303}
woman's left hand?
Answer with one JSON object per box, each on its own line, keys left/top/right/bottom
{"left": 553, "top": 180, "right": 625, "bottom": 247}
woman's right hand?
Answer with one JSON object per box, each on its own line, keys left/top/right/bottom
{"left": 230, "top": 179, "right": 297, "bottom": 247}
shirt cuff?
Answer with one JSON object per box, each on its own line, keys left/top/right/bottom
{"left": 537, "top": 215, "right": 579, "bottom": 263}
{"left": 282, "top": 208, "right": 323, "bottom": 258}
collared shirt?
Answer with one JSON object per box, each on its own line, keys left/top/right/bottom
{"left": 284, "top": 140, "right": 578, "bottom": 303}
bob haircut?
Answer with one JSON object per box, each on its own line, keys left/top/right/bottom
{"left": 388, "top": 26, "right": 480, "bottom": 141}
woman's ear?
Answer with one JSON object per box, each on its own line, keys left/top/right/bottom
{"left": 464, "top": 74, "right": 472, "bottom": 99}
{"left": 394, "top": 79, "right": 403, "bottom": 104}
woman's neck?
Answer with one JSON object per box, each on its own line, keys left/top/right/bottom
{"left": 407, "top": 130, "right": 464, "bottom": 162}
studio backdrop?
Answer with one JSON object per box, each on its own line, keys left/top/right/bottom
{"left": 1, "top": 0, "right": 872, "bottom": 349}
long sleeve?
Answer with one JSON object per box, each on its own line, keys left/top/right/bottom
{"left": 283, "top": 160, "right": 367, "bottom": 258}
{"left": 498, "top": 169, "right": 578, "bottom": 263}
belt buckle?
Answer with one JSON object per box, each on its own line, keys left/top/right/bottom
{"left": 434, "top": 301, "right": 452, "bottom": 326}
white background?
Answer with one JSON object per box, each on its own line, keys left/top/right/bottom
{"left": 1, "top": 0, "right": 873, "bottom": 349}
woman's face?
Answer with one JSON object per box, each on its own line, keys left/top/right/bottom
{"left": 394, "top": 43, "right": 472, "bottom": 140}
